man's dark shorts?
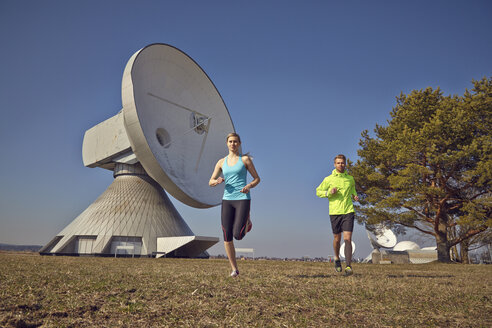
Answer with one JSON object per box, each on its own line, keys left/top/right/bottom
{"left": 330, "top": 212, "right": 355, "bottom": 234}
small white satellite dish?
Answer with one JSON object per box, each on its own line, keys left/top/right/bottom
{"left": 363, "top": 225, "right": 397, "bottom": 263}
{"left": 366, "top": 226, "right": 397, "bottom": 249}
{"left": 393, "top": 241, "right": 420, "bottom": 251}
{"left": 340, "top": 241, "right": 356, "bottom": 259}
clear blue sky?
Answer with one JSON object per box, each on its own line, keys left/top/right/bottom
{"left": 1, "top": 1, "right": 491, "bottom": 258}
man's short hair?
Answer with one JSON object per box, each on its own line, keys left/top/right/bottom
{"left": 334, "top": 154, "right": 346, "bottom": 162}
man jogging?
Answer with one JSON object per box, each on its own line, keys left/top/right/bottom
{"left": 316, "top": 154, "right": 359, "bottom": 275}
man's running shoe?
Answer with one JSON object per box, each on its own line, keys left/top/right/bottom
{"left": 335, "top": 259, "right": 342, "bottom": 273}
{"left": 230, "top": 270, "right": 239, "bottom": 277}
{"left": 345, "top": 266, "right": 353, "bottom": 276}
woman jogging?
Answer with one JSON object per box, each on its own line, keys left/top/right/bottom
{"left": 209, "top": 133, "right": 260, "bottom": 277}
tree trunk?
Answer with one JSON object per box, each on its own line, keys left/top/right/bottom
{"left": 460, "top": 239, "right": 470, "bottom": 264}
{"left": 450, "top": 245, "right": 460, "bottom": 262}
{"left": 448, "top": 226, "right": 460, "bottom": 262}
{"left": 436, "top": 224, "right": 451, "bottom": 262}
{"left": 436, "top": 240, "right": 451, "bottom": 262}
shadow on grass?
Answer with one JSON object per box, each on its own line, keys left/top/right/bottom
{"left": 387, "top": 274, "right": 454, "bottom": 278}
{"left": 289, "top": 274, "right": 362, "bottom": 279}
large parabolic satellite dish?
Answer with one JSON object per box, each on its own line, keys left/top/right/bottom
{"left": 40, "top": 44, "right": 234, "bottom": 257}
{"left": 122, "top": 44, "right": 235, "bottom": 208}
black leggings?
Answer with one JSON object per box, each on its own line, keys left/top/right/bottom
{"left": 221, "top": 199, "right": 251, "bottom": 242}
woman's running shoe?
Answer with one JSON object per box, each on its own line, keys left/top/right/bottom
{"left": 247, "top": 219, "right": 252, "bottom": 233}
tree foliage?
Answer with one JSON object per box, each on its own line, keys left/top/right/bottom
{"left": 351, "top": 77, "right": 492, "bottom": 262}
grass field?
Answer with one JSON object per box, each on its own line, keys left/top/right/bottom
{"left": 0, "top": 252, "right": 490, "bottom": 327}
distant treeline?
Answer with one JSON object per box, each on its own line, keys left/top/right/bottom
{"left": 0, "top": 243, "right": 42, "bottom": 252}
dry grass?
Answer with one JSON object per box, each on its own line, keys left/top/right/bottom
{"left": 0, "top": 252, "right": 490, "bottom": 327}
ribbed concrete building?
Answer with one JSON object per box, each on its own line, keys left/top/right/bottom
{"left": 40, "top": 163, "right": 217, "bottom": 257}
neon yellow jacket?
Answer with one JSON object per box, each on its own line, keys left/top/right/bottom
{"left": 316, "top": 169, "right": 357, "bottom": 215}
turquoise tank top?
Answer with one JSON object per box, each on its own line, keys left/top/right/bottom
{"left": 222, "top": 156, "right": 251, "bottom": 200}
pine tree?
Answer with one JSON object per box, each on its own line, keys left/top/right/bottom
{"left": 351, "top": 78, "right": 492, "bottom": 262}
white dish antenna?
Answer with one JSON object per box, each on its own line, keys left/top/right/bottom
{"left": 122, "top": 44, "right": 236, "bottom": 208}
{"left": 363, "top": 225, "right": 397, "bottom": 263}
{"left": 41, "top": 44, "right": 234, "bottom": 257}
{"left": 366, "top": 225, "right": 397, "bottom": 249}
{"left": 340, "top": 241, "right": 356, "bottom": 259}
